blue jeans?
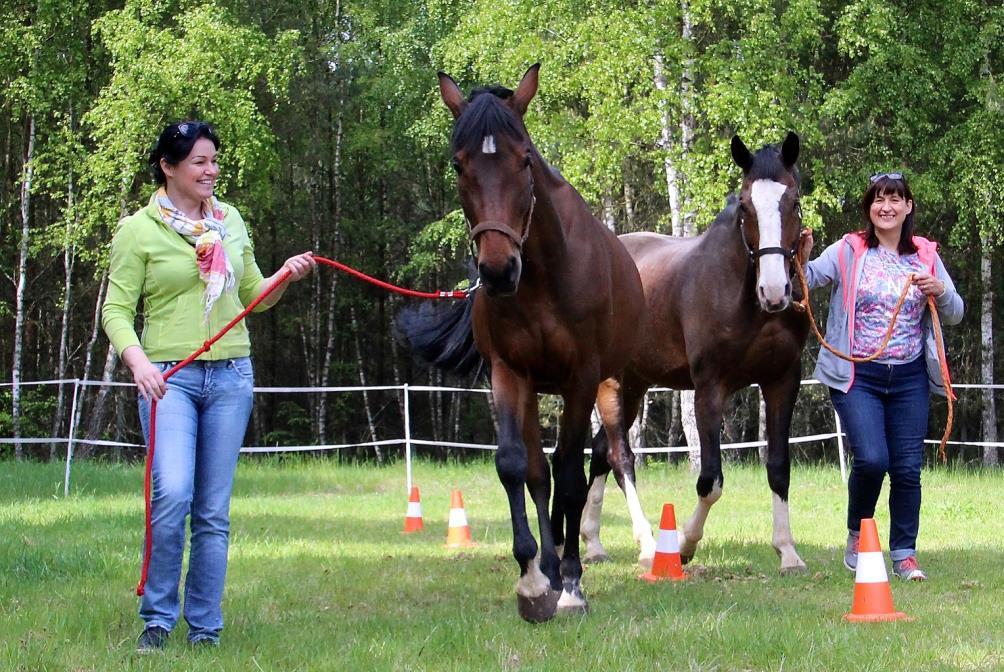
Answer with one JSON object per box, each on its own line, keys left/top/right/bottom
{"left": 830, "top": 356, "right": 928, "bottom": 561}
{"left": 137, "top": 357, "right": 254, "bottom": 641}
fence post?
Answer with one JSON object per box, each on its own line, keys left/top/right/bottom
{"left": 64, "top": 379, "right": 81, "bottom": 497}
{"left": 834, "top": 408, "right": 847, "bottom": 483}
{"left": 403, "top": 383, "right": 412, "bottom": 494}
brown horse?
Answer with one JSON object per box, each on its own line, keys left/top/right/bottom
{"left": 583, "top": 133, "right": 810, "bottom": 574}
{"left": 398, "top": 65, "right": 645, "bottom": 621}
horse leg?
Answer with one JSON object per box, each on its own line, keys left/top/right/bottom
{"left": 580, "top": 421, "right": 610, "bottom": 564}
{"left": 587, "top": 376, "right": 655, "bottom": 568}
{"left": 553, "top": 384, "right": 597, "bottom": 615}
{"left": 762, "top": 372, "right": 807, "bottom": 574}
{"left": 523, "top": 393, "right": 564, "bottom": 595}
{"left": 492, "top": 364, "right": 559, "bottom": 622}
{"left": 679, "top": 384, "right": 726, "bottom": 564}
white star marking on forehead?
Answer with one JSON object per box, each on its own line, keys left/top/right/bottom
{"left": 482, "top": 135, "right": 496, "bottom": 154}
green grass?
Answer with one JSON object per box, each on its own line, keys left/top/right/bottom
{"left": 2, "top": 458, "right": 1003, "bottom": 671}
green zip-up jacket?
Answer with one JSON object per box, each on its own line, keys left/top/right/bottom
{"left": 101, "top": 195, "right": 271, "bottom": 362}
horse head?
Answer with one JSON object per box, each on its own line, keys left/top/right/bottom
{"left": 438, "top": 64, "right": 540, "bottom": 297}
{"left": 731, "top": 132, "right": 802, "bottom": 313}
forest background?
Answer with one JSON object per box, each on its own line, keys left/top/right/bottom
{"left": 2, "top": 0, "right": 1002, "bottom": 466}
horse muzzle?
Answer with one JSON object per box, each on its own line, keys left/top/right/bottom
{"left": 479, "top": 256, "right": 521, "bottom": 297}
{"left": 757, "top": 283, "right": 792, "bottom": 313}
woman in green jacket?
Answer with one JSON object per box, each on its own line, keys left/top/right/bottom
{"left": 102, "top": 121, "right": 315, "bottom": 651}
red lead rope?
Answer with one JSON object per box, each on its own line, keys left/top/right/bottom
{"left": 136, "top": 254, "right": 467, "bottom": 596}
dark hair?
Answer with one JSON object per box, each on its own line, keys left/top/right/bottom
{"left": 859, "top": 173, "right": 917, "bottom": 255}
{"left": 148, "top": 121, "right": 220, "bottom": 185}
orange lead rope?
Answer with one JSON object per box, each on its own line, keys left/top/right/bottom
{"left": 793, "top": 257, "right": 954, "bottom": 463}
{"left": 136, "top": 255, "right": 470, "bottom": 596}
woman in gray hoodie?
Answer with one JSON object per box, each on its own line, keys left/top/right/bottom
{"left": 801, "top": 172, "right": 963, "bottom": 581}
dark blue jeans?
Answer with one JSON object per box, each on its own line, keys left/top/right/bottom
{"left": 830, "top": 356, "right": 928, "bottom": 561}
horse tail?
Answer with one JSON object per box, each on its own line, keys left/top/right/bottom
{"left": 394, "top": 293, "right": 486, "bottom": 378}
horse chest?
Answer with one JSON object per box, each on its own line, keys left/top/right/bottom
{"left": 480, "top": 306, "right": 579, "bottom": 378}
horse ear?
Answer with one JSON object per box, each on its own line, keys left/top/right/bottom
{"left": 781, "top": 132, "right": 800, "bottom": 167}
{"left": 731, "top": 135, "right": 754, "bottom": 172}
{"left": 438, "top": 71, "right": 467, "bottom": 119}
{"left": 512, "top": 63, "right": 540, "bottom": 115}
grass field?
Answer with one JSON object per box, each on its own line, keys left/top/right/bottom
{"left": 2, "top": 457, "right": 1002, "bottom": 671}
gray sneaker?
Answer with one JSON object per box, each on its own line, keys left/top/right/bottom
{"left": 136, "top": 626, "right": 169, "bottom": 653}
{"left": 843, "top": 531, "right": 860, "bottom": 572}
{"left": 892, "top": 556, "right": 927, "bottom": 581}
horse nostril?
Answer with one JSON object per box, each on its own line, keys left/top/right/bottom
{"left": 785, "top": 281, "right": 792, "bottom": 296}
{"left": 506, "top": 256, "right": 518, "bottom": 278}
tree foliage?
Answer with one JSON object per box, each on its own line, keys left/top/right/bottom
{"left": 1, "top": 0, "right": 1001, "bottom": 463}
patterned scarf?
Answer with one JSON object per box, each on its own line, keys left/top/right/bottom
{"left": 155, "top": 187, "right": 235, "bottom": 321}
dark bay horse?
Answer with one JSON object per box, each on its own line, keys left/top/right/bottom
{"left": 585, "top": 133, "right": 810, "bottom": 574}
{"left": 399, "top": 65, "right": 645, "bottom": 621}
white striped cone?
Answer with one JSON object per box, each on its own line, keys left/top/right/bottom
{"left": 403, "top": 486, "right": 423, "bottom": 533}
{"left": 445, "top": 489, "right": 474, "bottom": 548}
{"left": 641, "top": 503, "right": 686, "bottom": 582}
{"left": 845, "top": 518, "right": 908, "bottom": 622}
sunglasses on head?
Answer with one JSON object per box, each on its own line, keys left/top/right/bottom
{"left": 172, "top": 121, "right": 212, "bottom": 139}
{"left": 869, "top": 172, "right": 904, "bottom": 183}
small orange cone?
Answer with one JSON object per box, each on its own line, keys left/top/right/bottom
{"left": 445, "top": 489, "right": 474, "bottom": 548}
{"left": 641, "top": 503, "right": 686, "bottom": 582}
{"left": 402, "top": 486, "right": 424, "bottom": 533}
{"left": 844, "top": 518, "right": 908, "bottom": 622}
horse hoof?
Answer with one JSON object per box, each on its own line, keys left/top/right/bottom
{"left": 780, "top": 563, "right": 808, "bottom": 576}
{"left": 583, "top": 552, "right": 611, "bottom": 564}
{"left": 556, "top": 588, "right": 589, "bottom": 616}
{"left": 557, "top": 601, "right": 589, "bottom": 617}
{"left": 516, "top": 590, "right": 561, "bottom": 623}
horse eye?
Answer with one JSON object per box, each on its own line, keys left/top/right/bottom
{"left": 451, "top": 158, "right": 462, "bottom": 175}
{"left": 523, "top": 155, "right": 531, "bottom": 168}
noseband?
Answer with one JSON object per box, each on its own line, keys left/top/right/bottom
{"left": 467, "top": 169, "right": 536, "bottom": 253}
{"left": 737, "top": 202, "right": 801, "bottom": 265}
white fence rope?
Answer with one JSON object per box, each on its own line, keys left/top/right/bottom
{"left": 3, "top": 378, "right": 1001, "bottom": 496}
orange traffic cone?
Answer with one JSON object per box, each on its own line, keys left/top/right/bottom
{"left": 844, "top": 518, "right": 909, "bottom": 622}
{"left": 402, "top": 486, "right": 424, "bottom": 533}
{"left": 641, "top": 503, "right": 686, "bottom": 582}
{"left": 445, "top": 489, "right": 474, "bottom": 548}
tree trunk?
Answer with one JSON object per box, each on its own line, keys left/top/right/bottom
{"left": 73, "top": 272, "right": 108, "bottom": 446}
{"left": 318, "top": 81, "right": 344, "bottom": 445}
{"left": 601, "top": 192, "right": 616, "bottom": 232}
{"left": 629, "top": 391, "right": 649, "bottom": 469}
{"left": 51, "top": 117, "right": 78, "bottom": 459}
{"left": 83, "top": 343, "right": 119, "bottom": 454}
{"left": 680, "top": 390, "right": 700, "bottom": 472}
{"left": 431, "top": 367, "right": 443, "bottom": 447}
{"left": 390, "top": 327, "right": 406, "bottom": 429}
{"left": 623, "top": 172, "right": 636, "bottom": 232}
{"left": 350, "top": 306, "right": 381, "bottom": 462}
{"left": 679, "top": 0, "right": 696, "bottom": 236}
{"left": 981, "top": 246, "right": 998, "bottom": 466}
{"left": 653, "top": 53, "right": 682, "bottom": 237}
{"left": 12, "top": 115, "right": 36, "bottom": 460}
{"left": 758, "top": 387, "right": 768, "bottom": 464}
{"left": 669, "top": 390, "right": 682, "bottom": 449}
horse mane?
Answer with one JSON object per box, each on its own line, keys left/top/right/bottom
{"left": 451, "top": 86, "right": 524, "bottom": 154}
{"left": 709, "top": 193, "right": 741, "bottom": 230}
{"left": 747, "top": 145, "right": 801, "bottom": 185}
